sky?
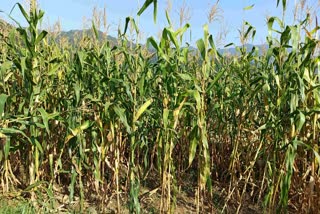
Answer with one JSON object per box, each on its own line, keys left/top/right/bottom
{"left": 0, "top": 0, "right": 319, "bottom": 47}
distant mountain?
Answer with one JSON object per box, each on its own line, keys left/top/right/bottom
{"left": 1, "top": 18, "right": 270, "bottom": 56}
{"left": 0, "top": 18, "right": 119, "bottom": 46}
{"left": 56, "top": 29, "right": 118, "bottom": 45}
{"left": 218, "top": 44, "right": 269, "bottom": 55}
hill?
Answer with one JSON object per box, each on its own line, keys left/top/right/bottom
{"left": 56, "top": 29, "right": 118, "bottom": 45}
{"left": 1, "top": 18, "right": 269, "bottom": 55}
{"left": 218, "top": 43, "right": 269, "bottom": 55}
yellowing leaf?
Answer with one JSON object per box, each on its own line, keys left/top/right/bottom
{"left": 134, "top": 98, "right": 153, "bottom": 123}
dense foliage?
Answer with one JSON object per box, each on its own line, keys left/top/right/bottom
{"left": 0, "top": 2, "right": 320, "bottom": 213}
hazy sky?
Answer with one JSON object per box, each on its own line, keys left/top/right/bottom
{"left": 1, "top": 0, "right": 319, "bottom": 46}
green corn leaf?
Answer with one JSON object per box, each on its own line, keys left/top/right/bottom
{"left": 280, "top": 26, "right": 291, "bottom": 45}
{"left": 164, "top": 28, "right": 179, "bottom": 49}
{"left": 65, "top": 123, "right": 89, "bottom": 144}
{"left": 69, "top": 167, "right": 77, "bottom": 201}
{"left": 35, "top": 30, "right": 48, "bottom": 45}
{"left": 257, "top": 124, "right": 267, "bottom": 131}
{"left": 114, "top": 105, "right": 131, "bottom": 134}
{"left": 16, "top": 3, "right": 30, "bottom": 23}
{"left": 174, "top": 23, "right": 191, "bottom": 38}
{"left": 262, "top": 82, "right": 270, "bottom": 92}
{"left": 163, "top": 109, "right": 169, "bottom": 130}
{"left": 31, "top": 137, "right": 44, "bottom": 154}
{"left": 38, "top": 9, "right": 45, "bottom": 20}
{"left": 206, "top": 69, "right": 225, "bottom": 92}
{"left": 4, "top": 137, "right": 10, "bottom": 160}
{"left": 244, "top": 22, "right": 256, "bottom": 41}
{"left": 80, "top": 121, "right": 91, "bottom": 132}
{"left": 137, "top": 0, "right": 157, "bottom": 23}
{"left": 147, "top": 36, "right": 168, "bottom": 62}
{"left": 267, "top": 16, "right": 283, "bottom": 35}
{"left": 196, "top": 39, "right": 206, "bottom": 60}
{"left": 0, "top": 94, "right": 8, "bottom": 120}
{"left": 38, "top": 108, "right": 58, "bottom": 135}
{"left": 38, "top": 108, "right": 50, "bottom": 134}
{"left": 309, "top": 26, "right": 320, "bottom": 36}
{"left": 203, "top": 24, "right": 209, "bottom": 41}
{"left": 23, "top": 181, "right": 47, "bottom": 192}
{"left": 290, "top": 25, "right": 299, "bottom": 51}
{"left": 147, "top": 36, "right": 159, "bottom": 52}
{"left": 66, "top": 120, "right": 91, "bottom": 143}
{"left": 274, "top": 74, "right": 281, "bottom": 89}
{"left": 153, "top": 0, "right": 158, "bottom": 23}
{"left": 282, "top": 0, "right": 286, "bottom": 11}
{"left": 123, "top": 17, "right": 139, "bottom": 36}
{"left": 0, "top": 61, "right": 12, "bottom": 73}
{"left": 123, "top": 17, "right": 130, "bottom": 36}
{"left": 208, "top": 35, "right": 216, "bottom": 50}
{"left": 138, "top": 74, "right": 146, "bottom": 97}
{"left": 188, "top": 126, "right": 198, "bottom": 166}
{"left": 276, "top": 0, "right": 286, "bottom": 10}
{"left": 243, "top": 4, "right": 255, "bottom": 10}
{"left": 296, "top": 111, "right": 305, "bottom": 133}
{"left": 0, "top": 127, "right": 32, "bottom": 144}
{"left": 298, "top": 76, "right": 305, "bottom": 102}
{"left": 165, "top": 10, "right": 172, "bottom": 26}
{"left": 47, "top": 63, "right": 61, "bottom": 76}
{"left": 178, "top": 73, "right": 193, "bottom": 81}
{"left": 134, "top": 98, "right": 153, "bottom": 123}
{"left": 74, "top": 83, "right": 81, "bottom": 106}
{"left": 224, "top": 43, "right": 235, "bottom": 48}
{"left": 188, "top": 90, "right": 201, "bottom": 110}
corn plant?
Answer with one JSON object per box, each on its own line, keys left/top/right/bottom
{"left": 0, "top": 1, "right": 319, "bottom": 213}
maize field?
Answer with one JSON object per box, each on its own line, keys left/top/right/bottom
{"left": 0, "top": 1, "right": 320, "bottom": 213}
